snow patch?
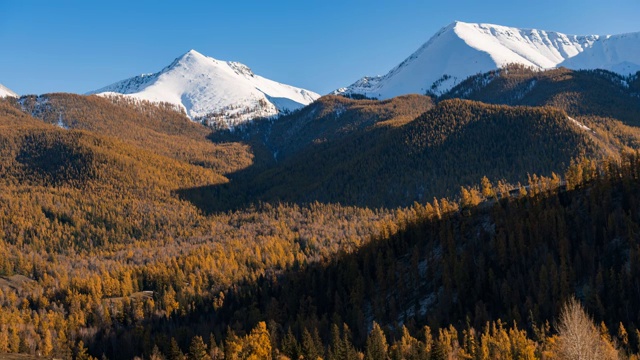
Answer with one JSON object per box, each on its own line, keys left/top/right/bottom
{"left": 567, "top": 116, "right": 592, "bottom": 132}
{"left": 56, "top": 113, "right": 69, "bottom": 130}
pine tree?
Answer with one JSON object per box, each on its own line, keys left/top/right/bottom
{"left": 224, "top": 329, "right": 242, "bottom": 360}
{"left": 189, "top": 336, "right": 211, "bottom": 360}
{"left": 41, "top": 329, "right": 54, "bottom": 357}
{"left": 168, "top": 337, "right": 185, "bottom": 360}
{"left": 422, "top": 326, "right": 433, "bottom": 358}
{"left": 365, "top": 322, "right": 388, "bottom": 360}
{"left": 76, "top": 340, "right": 96, "bottom": 360}
{"left": 208, "top": 333, "right": 222, "bottom": 360}
{"left": 54, "top": 329, "right": 73, "bottom": 360}
{"left": 150, "top": 345, "right": 166, "bottom": 360}
{"left": 341, "top": 323, "right": 359, "bottom": 360}
{"left": 390, "top": 326, "right": 423, "bottom": 360}
{"left": 280, "top": 327, "right": 300, "bottom": 360}
{"left": 618, "top": 322, "right": 629, "bottom": 348}
{"left": 302, "top": 327, "right": 322, "bottom": 360}
{"left": 328, "top": 323, "right": 344, "bottom": 360}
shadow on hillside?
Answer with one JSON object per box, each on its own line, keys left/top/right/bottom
{"left": 176, "top": 106, "right": 590, "bottom": 215}
{"left": 174, "top": 95, "right": 446, "bottom": 213}
{"left": 175, "top": 123, "right": 407, "bottom": 213}
{"left": 176, "top": 128, "right": 283, "bottom": 213}
{"left": 93, "top": 178, "right": 634, "bottom": 360}
{"left": 175, "top": 179, "right": 260, "bottom": 213}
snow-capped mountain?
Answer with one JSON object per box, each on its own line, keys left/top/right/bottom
{"left": 90, "top": 50, "right": 320, "bottom": 128}
{"left": 0, "top": 84, "right": 18, "bottom": 98}
{"left": 337, "top": 21, "right": 640, "bottom": 98}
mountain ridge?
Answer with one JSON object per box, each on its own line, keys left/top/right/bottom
{"left": 337, "top": 21, "right": 640, "bottom": 98}
{"left": 0, "top": 83, "right": 18, "bottom": 98}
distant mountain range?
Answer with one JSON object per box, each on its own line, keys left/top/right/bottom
{"left": 89, "top": 50, "right": 320, "bottom": 128}
{"left": 337, "top": 21, "right": 640, "bottom": 98}
{"left": 9, "top": 21, "right": 640, "bottom": 128}
{"left": 0, "top": 21, "right": 640, "bottom": 128}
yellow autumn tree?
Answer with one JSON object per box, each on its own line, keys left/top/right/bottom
{"left": 225, "top": 322, "right": 272, "bottom": 360}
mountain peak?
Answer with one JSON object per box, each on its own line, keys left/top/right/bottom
{"left": 90, "top": 50, "right": 320, "bottom": 128}
{"left": 168, "top": 49, "right": 216, "bottom": 70}
{"left": 178, "top": 49, "right": 210, "bottom": 62}
{"left": 337, "top": 22, "right": 639, "bottom": 99}
{"left": 450, "top": 20, "right": 470, "bottom": 27}
{"left": 185, "top": 49, "right": 203, "bottom": 56}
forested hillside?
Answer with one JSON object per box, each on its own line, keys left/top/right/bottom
{"left": 15, "top": 94, "right": 253, "bottom": 174}
{"left": 442, "top": 66, "right": 640, "bottom": 125}
{"left": 185, "top": 154, "right": 640, "bottom": 360}
{"left": 192, "top": 98, "right": 608, "bottom": 210}
{"left": 0, "top": 98, "right": 409, "bottom": 359}
{"left": 443, "top": 66, "right": 640, "bottom": 150}
{"left": 20, "top": 87, "right": 626, "bottom": 211}
{"left": 219, "top": 94, "right": 434, "bottom": 163}
{"left": 2, "top": 67, "right": 640, "bottom": 359}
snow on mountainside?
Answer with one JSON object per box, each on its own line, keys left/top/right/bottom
{"left": 561, "top": 31, "right": 640, "bottom": 75}
{"left": 0, "top": 84, "right": 18, "bottom": 98}
{"left": 89, "top": 50, "right": 320, "bottom": 128}
{"left": 337, "top": 21, "right": 640, "bottom": 99}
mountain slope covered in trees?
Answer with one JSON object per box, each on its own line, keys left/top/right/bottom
{"left": 220, "top": 94, "right": 434, "bottom": 164}
{"left": 200, "top": 154, "right": 640, "bottom": 360}
{"left": 442, "top": 66, "right": 640, "bottom": 125}
{"left": 195, "top": 96, "right": 610, "bottom": 210}
{"left": 15, "top": 93, "right": 254, "bottom": 175}
{"left": 0, "top": 97, "right": 409, "bottom": 358}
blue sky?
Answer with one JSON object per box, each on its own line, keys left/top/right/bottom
{"left": 1, "top": 0, "right": 639, "bottom": 95}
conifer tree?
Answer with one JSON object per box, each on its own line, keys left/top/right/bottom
{"left": 189, "top": 336, "right": 211, "bottom": 360}
{"left": 618, "top": 322, "right": 629, "bottom": 348}
{"left": 150, "top": 345, "right": 166, "bottom": 360}
{"left": 280, "top": 327, "right": 300, "bottom": 360}
{"left": 328, "top": 324, "right": 344, "bottom": 360}
{"left": 168, "top": 337, "right": 185, "bottom": 360}
{"left": 422, "top": 326, "right": 433, "bottom": 358}
{"left": 208, "top": 333, "right": 222, "bottom": 360}
{"left": 41, "top": 329, "right": 54, "bottom": 357}
{"left": 365, "top": 322, "right": 388, "bottom": 360}
{"left": 341, "top": 323, "right": 359, "bottom": 360}
{"left": 75, "top": 340, "right": 95, "bottom": 360}
{"left": 302, "top": 327, "right": 323, "bottom": 360}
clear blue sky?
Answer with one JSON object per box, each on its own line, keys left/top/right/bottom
{"left": 1, "top": 0, "right": 639, "bottom": 95}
